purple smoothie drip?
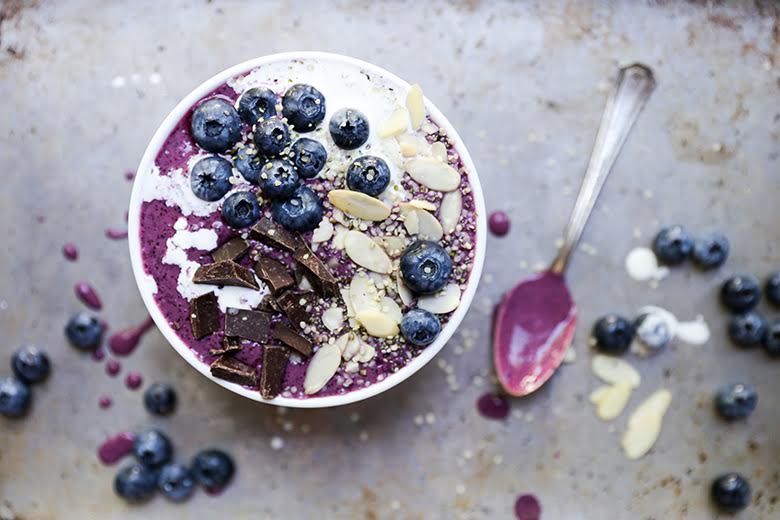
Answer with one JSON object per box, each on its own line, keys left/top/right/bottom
{"left": 124, "top": 170, "right": 135, "bottom": 181}
{"left": 74, "top": 282, "right": 102, "bottom": 310}
{"left": 106, "top": 360, "right": 121, "bottom": 376}
{"left": 62, "top": 243, "right": 79, "bottom": 261}
{"left": 97, "top": 432, "right": 136, "bottom": 465}
{"left": 105, "top": 228, "right": 128, "bottom": 240}
{"left": 98, "top": 395, "right": 112, "bottom": 409}
{"left": 92, "top": 347, "right": 106, "bottom": 361}
{"left": 109, "top": 316, "right": 155, "bottom": 356}
{"left": 514, "top": 494, "right": 541, "bottom": 520}
{"left": 488, "top": 211, "right": 510, "bottom": 236}
{"left": 476, "top": 392, "right": 510, "bottom": 420}
{"left": 125, "top": 372, "right": 143, "bottom": 390}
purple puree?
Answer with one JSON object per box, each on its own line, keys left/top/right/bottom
{"left": 62, "top": 243, "right": 78, "bottom": 261}
{"left": 493, "top": 271, "right": 576, "bottom": 396}
{"left": 74, "top": 282, "right": 102, "bottom": 310}
{"left": 97, "top": 432, "right": 136, "bottom": 465}
{"left": 476, "top": 392, "right": 510, "bottom": 420}
{"left": 109, "top": 316, "right": 155, "bottom": 356}
{"left": 514, "top": 494, "right": 541, "bottom": 520}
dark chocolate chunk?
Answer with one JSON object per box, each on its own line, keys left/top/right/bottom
{"left": 224, "top": 307, "right": 272, "bottom": 343}
{"left": 211, "top": 237, "right": 250, "bottom": 263}
{"left": 208, "top": 336, "right": 242, "bottom": 357}
{"left": 275, "top": 290, "right": 317, "bottom": 330}
{"left": 210, "top": 355, "right": 256, "bottom": 386}
{"left": 189, "top": 292, "right": 220, "bottom": 339}
{"left": 272, "top": 323, "right": 314, "bottom": 357}
{"left": 250, "top": 216, "right": 302, "bottom": 252}
{"left": 258, "top": 294, "right": 281, "bottom": 313}
{"left": 260, "top": 346, "right": 288, "bottom": 399}
{"left": 193, "top": 261, "right": 259, "bottom": 290}
{"left": 254, "top": 256, "right": 295, "bottom": 294}
{"left": 293, "top": 243, "right": 339, "bottom": 297}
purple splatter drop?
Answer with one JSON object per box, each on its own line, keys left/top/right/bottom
{"left": 514, "top": 494, "right": 541, "bottom": 520}
{"left": 477, "top": 392, "right": 510, "bottom": 420}
{"left": 125, "top": 372, "right": 143, "bottom": 390}
{"left": 97, "top": 432, "right": 135, "bottom": 465}
{"left": 488, "top": 211, "right": 510, "bottom": 236}
{"left": 74, "top": 282, "right": 102, "bottom": 310}
{"left": 62, "top": 243, "right": 79, "bottom": 261}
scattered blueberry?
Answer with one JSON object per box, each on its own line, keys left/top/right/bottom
{"left": 289, "top": 138, "right": 327, "bottom": 179}
{"left": 114, "top": 463, "right": 158, "bottom": 503}
{"left": 399, "top": 240, "right": 453, "bottom": 295}
{"left": 633, "top": 313, "right": 672, "bottom": 356}
{"left": 400, "top": 309, "right": 442, "bottom": 347}
{"left": 190, "top": 156, "right": 233, "bottom": 202}
{"left": 761, "top": 320, "right": 780, "bottom": 357}
{"left": 715, "top": 383, "right": 757, "bottom": 421}
{"left": 346, "top": 155, "right": 391, "bottom": 197}
{"left": 192, "top": 449, "right": 235, "bottom": 490}
{"left": 692, "top": 232, "right": 729, "bottom": 269}
{"left": 258, "top": 159, "right": 300, "bottom": 200}
{"left": 272, "top": 185, "right": 323, "bottom": 232}
{"left": 157, "top": 463, "right": 195, "bottom": 502}
{"left": 237, "top": 87, "right": 277, "bottom": 125}
{"left": 711, "top": 473, "right": 751, "bottom": 513}
{"left": 221, "top": 191, "right": 261, "bottom": 229}
{"left": 592, "top": 314, "right": 635, "bottom": 355}
{"left": 234, "top": 146, "right": 266, "bottom": 185}
{"left": 0, "top": 376, "right": 31, "bottom": 417}
{"left": 720, "top": 274, "right": 761, "bottom": 313}
{"left": 190, "top": 98, "right": 242, "bottom": 153}
{"left": 728, "top": 311, "right": 766, "bottom": 347}
{"left": 765, "top": 272, "right": 780, "bottom": 307}
{"left": 652, "top": 225, "right": 693, "bottom": 265}
{"left": 133, "top": 429, "right": 173, "bottom": 468}
{"left": 11, "top": 346, "right": 50, "bottom": 384}
{"left": 253, "top": 117, "right": 291, "bottom": 156}
{"left": 329, "top": 108, "right": 369, "bottom": 150}
{"left": 65, "top": 312, "right": 104, "bottom": 351}
{"left": 281, "top": 84, "right": 326, "bottom": 132}
{"left": 144, "top": 383, "right": 177, "bottom": 416}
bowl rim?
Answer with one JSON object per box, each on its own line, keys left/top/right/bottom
{"left": 127, "top": 51, "right": 487, "bottom": 408}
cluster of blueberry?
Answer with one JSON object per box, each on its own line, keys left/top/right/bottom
{"left": 722, "top": 273, "right": 780, "bottom": 356}
{"left": 0, "top": 346, "right": 50, "bottom": 417}
{"left": 652, "top": 225, "right": 729, "bottom": 269}
{"left": 114, "top": 428, "right": 235, "bottom": 504}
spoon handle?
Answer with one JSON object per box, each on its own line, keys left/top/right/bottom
{"left": 550, "top": 64, "right": 656, "bottom": 275}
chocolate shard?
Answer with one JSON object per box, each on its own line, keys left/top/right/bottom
{"left": 260, "top": 346, "right": 288, "bottom": 399}
{"left": 275, "top": 290, "right": 317, "bottom": 330}
{"left": 208, "top": 336, "right": 242, "bottom": 357}
{"left": 211, "top": 237, "right": 250, "bottom": 263}
{"left": 258, "top": 294, "right": 282, "bottom": 313}
{"left": 293, "top": 242, "right": 339, "bottom": 297}
{"left": 189, "top": 292, "right": 220, "bottom": 339}
{"left": 250, "top": 216, "right": 302, "bottom": 252}
{"left": 210, "top": 355, "right": 257, "bottom": 386}
{"left": 193, "top": 261, "right": 259, "bottom": 290}
{"left": 254, "top": 257, "right": 295, "bottom": 294}
{"left": 272, "top": 323, "right": 314, "bottom": 357}
{"left": 224, "top": 307, "right": 272, "bottom": 343}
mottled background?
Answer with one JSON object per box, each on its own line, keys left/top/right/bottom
{"left": 1, "top": 1, "right": 779, "bottom": 519}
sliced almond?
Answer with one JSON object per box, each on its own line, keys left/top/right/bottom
{"left": 591, "top": 382, "right": 633, "bottom": 421}
{"left": 349, "top": 273, "right": 381, "bottom": 314}
{"left": 396, "top": 275, "right": 413, "bottom": 306}
{"left": 378, "top": 107, "right": 409, "bottom": 138}
{"left": 332, "top": 224, "right": 349, "bottom": 250}
{"left": 403, "top": 209, "right": 419, "bottom": 235}
{"left": 354, "top": 340, "right": 376, "bottom": 363}
{"left": 304, "top": 343, "right": 341, "bottom": 395}
{"left": 356, "top": 309, "right": 400, "bottom": 338}
{"left": 368, "top": 272, "right": 391, "bottom": 290}
{"left": 379, "top": 296, "right": 403, "bottom": 324}
{"left": 589, "top": 385, "right": 612, "bottom": 404}
{"left": 312, "top": 219, "right": 334, "bottom": 243}
{"left": 344, "top": 230, "right": 393, "bottom": 274}
{"left": 335, "top": 331, "right": 361, "bottom": 360}
{"left": 344, "top": 360, "right": 360, "bottom": 374}
{"left": 562, "top": 346, "right": 577, "bottom": 364}
{"left": 439, "top": 190, "right": 462, "bottom": 234}
{"left": 397, "top": 134, "right": 422, "bottom": 157}
{"left": 399, "top": 200, "right": 437, "bottom": 214}
{"left": 328, "top": 190, "right": 391, "bottom": 221}
{"left": 406, "top": 84, "right": 425, "bottom": 130}
{"left": 622, "top": 389, "right": 672, "bottom": 460}
{"left": 376, "top": 235, "right": 406, "bottom": 258}
{"left": 591, "top": 354, "right": 641, "bottom": 388}
{"left": 322, "top": 306, "right": 344, "bottom": 332}
{"left": 430, "top": 141, "right": 448, "bottom": 162}
{"left": 340, "top": 288, "right": 356, "bottom": 317}
{"left": 418, "top": 283, "right": 460, "bottom": 314}
{"left": 415, "top": 209, "right": 444, "bottom": 241}
{"left": 405, "top": 157, "right": 460, "bottom": 192}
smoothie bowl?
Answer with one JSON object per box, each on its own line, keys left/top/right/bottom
{"left": 128, "top": 52, "right": 486, "bottom": 408}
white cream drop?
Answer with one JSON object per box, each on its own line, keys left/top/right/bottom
{"left": 625, "top": 247, "right": 669, "bottom": 282}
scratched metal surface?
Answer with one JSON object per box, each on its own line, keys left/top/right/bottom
{"left": 1, "top": 1, "right": 779, "bottom": 519}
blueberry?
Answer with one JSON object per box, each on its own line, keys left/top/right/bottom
{"left": 234, "top": 146, "right": 266, "bottom": 185}
{"left": 592, "top": 314, "right": 635, "bottom": 355}
{"left": 715, "top": 383, "right": 757, "bottom": 421}
{"left": 281, "top": 84, "right": 326, "bottom": 132}
{"left": 728, "top": 311, "right": 766, "bottom": 347}
{"left": 258, "top": 159, "right": 299, "bottom": 200}
{"left": 329, "top": 108, "right": 369, "bottom": 150}
{"left": 400, "top": 309, "right": 442, "bottom": 347}
{"left": 346, "top": 156, "right": 391, "bottom": 197}
{"left": 237, "top": 87, "right": 277, "bottom": 125}
{"left": 652, "top": 225, "right": 693, "bottom": 265}
{"left": 11, "top": 346, "right": 50, "bottom": 384}
{"left": 157, "top": 463, "right": 195, "bottom": 502}
{"left": 400, "top": 240, "right": 453, "bottom": 295}
{"left": 221, "top": 191, "right": 261, "bottom": 228}
{"left": 765, "top": 272, "right": 780, "bottom": 307}
{"left": 65, "top": 312, "right": 104, "bottom": 351}
{"left": 692, "top": 232, "right": 729, "bottom": 270}
{"left": 190, "top": 155, "right": 233, "bottom": 202}
{"left": 0, "top": 376, "right": 31, "bottom": 417}
{"left": 133, "top": 429, "right": 173, "bottom": 468}
{"left": 192, "top": 449, "right": 235, "bottom": 490}
{"left": 190, "top": 98, "right": 242, "bottom": 153}
{"left": 289, "top": 138, "right": 327, "bottom": 179}
{"left": 720, "top": 274, "right": 761, "bottom": 313}
{"left": 272, "top": 185, "right": 323, "bottom": 232}
{"left": 762, "top": 320, "right": 780, "bottom": 357}
{"left": 633, "top": 313, "right": 672, "bottom": 356}
{"left": 114, "top": 463, "right": 158, "bottom": 503}
{"left": 711, "top": 473, "right": 751, "bottom": 513}
{"left": 144, "top": 383, "right": 177, "bottom": 416}
{"left": 253, "top": 117, "right": 291, "bottom": 157}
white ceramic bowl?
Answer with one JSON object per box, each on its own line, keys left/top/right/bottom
{"left": 128, "top": 52, "right": 486, "bottom": 408}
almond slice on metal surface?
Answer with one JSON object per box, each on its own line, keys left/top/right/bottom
{"left": 322, "top": 306, "right": 344, "bottom": 332}
{"left": 378, "top": 107, "right": 409, "bottom": 138}
{"left": 349, "top": 273, "right": 381, "bottom": 314}
{"left": 328, "top": 190, "right": 391, "bottom": 221}
{"left": 415, "top": 210, "right": 444, "bottom": 241}
{"left": 621, "top": 389, "right": 672, "bottom": 460}
{"left": 591, "top": 354, "right": 641, "bottom": 388}
{"left": 403, "top": 209, "right": 419, "bottom": 235}
{"left": 430, "top": 142, "right": 448, "bottom": 162}
{"left": 439, "top": 190, "right": 462, "bottom": 234}
{"left": 406, "top": 84, "right": 425, "bottom": 129}
{"left": 396, "top": 274, "right": 413, "bottom": 306}
{"left": 356, "top": 309, "right": 400, "bottom": 338}
{"left": 312, "top": 219, "right": 334, "bottom": 243}
{"left": 344, "top": 230, "right": 393, "bottom": 273}
{"left": 405, "top": 157, "right": 460, "bottom": 192}
{"left": 304, "top": 343, "right": 342, "bottom": 395}
{"left": 417, "top": 283, "right": 460, "bottom": 314}
{"left": 591, "top": 382, "right": 633, "bottom": 421}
